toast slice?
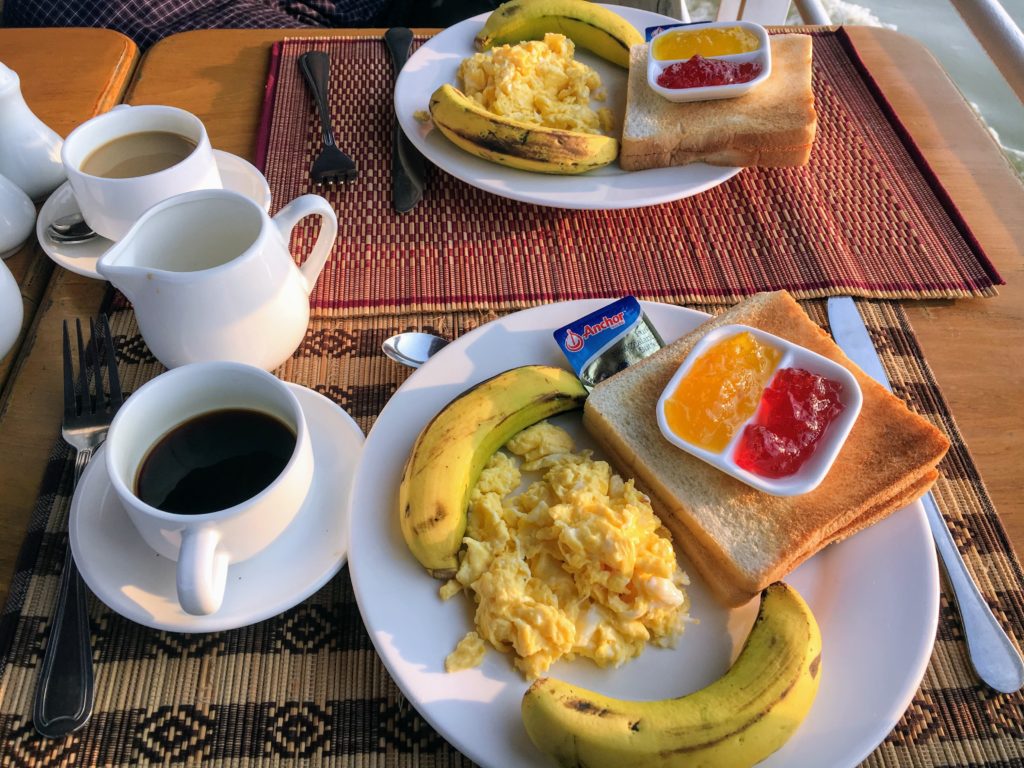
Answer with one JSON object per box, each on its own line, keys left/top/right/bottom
{"left": 620, "top": 34, "right": 817, "bottom": 171}
{"left": 582, "top": 291, "right": 949, "bottom": 606}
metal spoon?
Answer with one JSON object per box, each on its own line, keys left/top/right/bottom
{"left": 382, "top": 332, "right": 449, "bottom": 368}
{"left": 47, "top": 213, "right": 97, "bottom": 245}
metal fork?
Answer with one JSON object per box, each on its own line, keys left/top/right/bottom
{"left": 298, "top": 51, "right": 358, "bottom": 184}
{"left": 33, "top": 316, "right": 123, "bottom": 738}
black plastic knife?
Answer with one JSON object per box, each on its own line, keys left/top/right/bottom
{"left": 384, "top": 27, "right": 426, "bottom": 214}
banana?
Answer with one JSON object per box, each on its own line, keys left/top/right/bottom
{"left": 428, "top": 84, "right": 617, "bottom": 175}
{"left": 399, "top": 365, "right": 588, "bottom": 579}
{"left": 475, "top": 0, "right": 643, "bottom": 68}
{"left": 521, "top": 582, "right": 822, "bottom": 768}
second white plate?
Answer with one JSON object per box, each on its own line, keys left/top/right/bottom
{"left": 395, "top": 6, "right": 740, "bottom": 209}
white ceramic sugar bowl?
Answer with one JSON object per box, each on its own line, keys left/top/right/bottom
{"left": 0, "top": 172, "right": 36, "bottom": 260}
{"left": 0, "top": 257, "right": 23, "bottom": 361}
{"left": 0, "top": 62, "right": 66, "bottom": 200}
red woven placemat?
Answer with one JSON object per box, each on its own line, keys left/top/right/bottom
{"left": 259, "top": 29, "right": 1002, "bottom": 317}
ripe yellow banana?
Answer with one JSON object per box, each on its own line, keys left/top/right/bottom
{"left": 428, "top": 84, "right": 618, "bottom": 175}
{"left": 521, "top": 582, "right": 822, "bottom": 768}
{"left": 475, "top": 0, "right": 643, "bottom": 68}
{"left": 399, "top": 365, "right": 588, "bottom": 579}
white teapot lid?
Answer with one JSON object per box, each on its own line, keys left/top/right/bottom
{"left": 0, "top": 62, "right": 20, "bottom": 96}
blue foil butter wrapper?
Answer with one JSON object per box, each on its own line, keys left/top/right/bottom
{"left": 553, "top": 297, "right": 665, "bottom": 390}
{"left": 645, "top": 21, "right": 709, "bottom": 42}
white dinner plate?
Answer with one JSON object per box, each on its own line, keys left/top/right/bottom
{"left": 348, "top": 300, "right": 939, "bottom": 768}
{"left": 394, "top": 7, "right": 741, "bottom": 209}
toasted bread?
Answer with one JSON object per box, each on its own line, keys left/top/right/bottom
{"left": 582, "top": 291, "right": 949, "bottom": 606}
{"left": 620, "top": 35, "right": 817, "bottom": 171}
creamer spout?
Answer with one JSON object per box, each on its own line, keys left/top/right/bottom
{"left": 95, "top": 238, "right": 146, "bottom": 300}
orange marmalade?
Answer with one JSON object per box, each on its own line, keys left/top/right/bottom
{"left": 662, "top": 332, "right": 782, "bottom": 452}
{"left": 651, "top": 26, "right": 760, "bottom": 61}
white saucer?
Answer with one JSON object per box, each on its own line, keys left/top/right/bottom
{"left": 69, "top": 383, "right": 363, "bottom": 633}
{"left": 37, "top": 150, "right": 273, "bottom": 280}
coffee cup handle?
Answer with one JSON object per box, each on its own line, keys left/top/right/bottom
{"left": 272, "top": 194, "right": 339, "bottom": 294}
{"left": 176, "top": 528, "right": 229, "bottom": 615}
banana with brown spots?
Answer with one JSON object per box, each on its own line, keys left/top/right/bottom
{"left": 428, "top": 83, "right": 618, "bottom": 175}
{"left": 521, "top": 582, "right": 823, "bottom": 768}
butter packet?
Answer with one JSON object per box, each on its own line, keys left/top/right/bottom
{"left": 644, "top": 21, "right": 704, "bottom": 42}
{"left": 553, "top": 297, "right": 664, "bottom": 390}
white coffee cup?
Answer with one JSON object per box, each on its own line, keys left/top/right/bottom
{"left": 105, "top": 362, "right": 314, "bottom": 616}
{"left": 61, "top": 105, "right": 222, "bottom": 241}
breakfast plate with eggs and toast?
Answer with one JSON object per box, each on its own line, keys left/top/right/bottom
{"left": 395, "top": 4, "right": 741, "bottom": 208}
{"left": 348, "top": 295, "right": 944, "bottom": 768}
{"left": 396, "top": 0, "right": 818, "bottom": 209}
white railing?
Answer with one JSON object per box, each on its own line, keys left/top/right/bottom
{"left": 948, "top": 0, "right": 1024, "bottom": 103}
{"left": 792, "top": 0, "right": 831, "bottom": 25}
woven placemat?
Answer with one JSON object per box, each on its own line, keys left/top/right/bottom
{"left": 256, "top": 29, "right": 1002, "bottom": 318}
{"left": 0, "top": 300, "right": 1021, "bottom": 766}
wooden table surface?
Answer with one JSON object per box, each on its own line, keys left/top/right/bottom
{"left": 0, "top": 28, "right": 138, "bottom": 395}
{"left": 0, "top": 26, "right": 1021, "bottom": 612}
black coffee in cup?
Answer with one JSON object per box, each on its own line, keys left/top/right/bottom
{"left": 135, "top": 408, "right": 295, "bottom": 515}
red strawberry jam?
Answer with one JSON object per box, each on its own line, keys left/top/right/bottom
{"left": 734, "top": 368, "right": 845, "bottom": 479}
{"left": 656, "top": 56, "right": 763, "bottom": 89}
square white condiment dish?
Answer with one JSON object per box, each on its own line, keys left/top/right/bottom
{"left": 645, "top": 21, "right": 771, "bottom": 103}
{"left": 656, "top": 323, "right": 863, "bottom": 496}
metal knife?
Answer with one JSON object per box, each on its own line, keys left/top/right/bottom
{"left": 827, "top": 296, "right": 1024, "bottom": 693}
{"left": 384, "top": 27, "right": 426, "bottom": 214}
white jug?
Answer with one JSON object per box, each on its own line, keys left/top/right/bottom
{"left": 0, "top": 62, "right": 66, "bottom": 200}
{"left": 96, "top": 189, "right": 338, "bottom": 371}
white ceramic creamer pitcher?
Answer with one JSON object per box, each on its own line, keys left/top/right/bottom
{"left": 97, "top": 189, "right": 338, "bottom": 370}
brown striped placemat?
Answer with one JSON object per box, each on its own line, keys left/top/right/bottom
{"left": 0, "top": 299, "right": 1021, "bottom": 766}
{"left": 256, "top": 29, "right": 1002, "bottom": 318}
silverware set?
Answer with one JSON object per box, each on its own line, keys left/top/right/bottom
{"left": 297, "top": 31, "right": 426, "bottom": 211}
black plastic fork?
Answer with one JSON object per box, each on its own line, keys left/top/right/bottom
{"left": 299, "top": 51, "right": 358, "bottom": 184}
{"left": 33, "top": 315, "right": 122, "bottom": 738}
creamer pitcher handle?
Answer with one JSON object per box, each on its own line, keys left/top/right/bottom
{"left": 272, "top": 194, "right": 338, "bottom": 294}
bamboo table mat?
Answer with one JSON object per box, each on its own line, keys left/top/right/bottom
{"left": 0, "top": 299, "right": 1021, "bottom": 766}
{"left": 254, "top": 28, "right": 1002, "bottom": 318}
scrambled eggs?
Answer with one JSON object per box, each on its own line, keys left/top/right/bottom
{"left": 458, "top": 33, "right": 612, "bottom": 134}
{"left": 443, "top": 423, "right": 690, "bottom": 679}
